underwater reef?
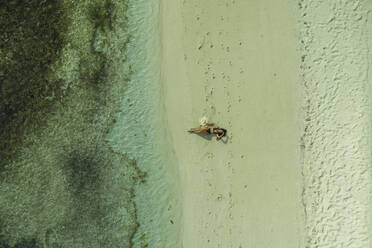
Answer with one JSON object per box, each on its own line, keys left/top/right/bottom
{"left": 0, "top": 0, "right": 145, "bottom": 247}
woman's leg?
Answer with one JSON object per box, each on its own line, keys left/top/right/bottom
{"left": 187, "top": 128, "right": 207, "bottom": 134}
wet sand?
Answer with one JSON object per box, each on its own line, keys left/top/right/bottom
{"left": 160, "top": 0, "right": 303, "bottom": 247}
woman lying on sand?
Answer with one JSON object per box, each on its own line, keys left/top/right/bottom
{"left": 187, "top": 123, "right": 227, "bottom": 140}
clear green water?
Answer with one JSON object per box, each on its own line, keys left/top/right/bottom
{"left": 0, "top": 0, "right": 178, "bottom": 247}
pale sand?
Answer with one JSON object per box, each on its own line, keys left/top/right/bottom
{"left": 160, "top": 0, "right": 303, "bottom": 247}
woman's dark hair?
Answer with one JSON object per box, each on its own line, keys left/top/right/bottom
{"left": 221, "top": 128, "right": 227, "bottom": 135}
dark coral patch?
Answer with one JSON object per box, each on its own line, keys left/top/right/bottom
{"left": 0, "top": 0, "right": 69, "bottom": 163}
{"left": 88, "top": 0, "right": 115, "bottom": 32}
{"left": 61, "top": 146, "right": 104, "bottom": 201}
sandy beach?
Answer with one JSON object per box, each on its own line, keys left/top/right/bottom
{"left": 161, "top": 0, "right": 303, "bottom": 247}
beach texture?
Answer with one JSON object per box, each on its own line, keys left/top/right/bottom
{"left": 299, "top": 1, "right": 372, "bottom": 247}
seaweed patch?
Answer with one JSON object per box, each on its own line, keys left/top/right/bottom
{"left": 88, "top": 0, "right": 115, "bottom": 33}
{"left": 62, "top": 146, "right": 104, "bottom": 200}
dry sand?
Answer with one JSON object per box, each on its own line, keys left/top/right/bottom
{"left": 160, "top": 0, "right": 303, "bottom": 247}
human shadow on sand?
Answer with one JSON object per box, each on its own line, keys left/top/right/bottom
{"left": 190, "top": 132, "right": 229, "bottom": 144}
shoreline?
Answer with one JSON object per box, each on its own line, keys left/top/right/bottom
{"left": 107, "top": 0, "right": 181, "bottom": 247}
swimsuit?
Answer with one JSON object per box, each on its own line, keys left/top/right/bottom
{"left": 206, "top": 127, "right": 226, "bottom": 138}
{"left": 207, "top": 128, "right": 217, "bottom": 134}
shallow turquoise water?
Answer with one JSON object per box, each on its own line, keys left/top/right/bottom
{"left": 107, "top": 0, "right": 180, "bottom": 247}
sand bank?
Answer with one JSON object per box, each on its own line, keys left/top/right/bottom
{"left": 160, "top": 0, "right": 303, "bottom": 247}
